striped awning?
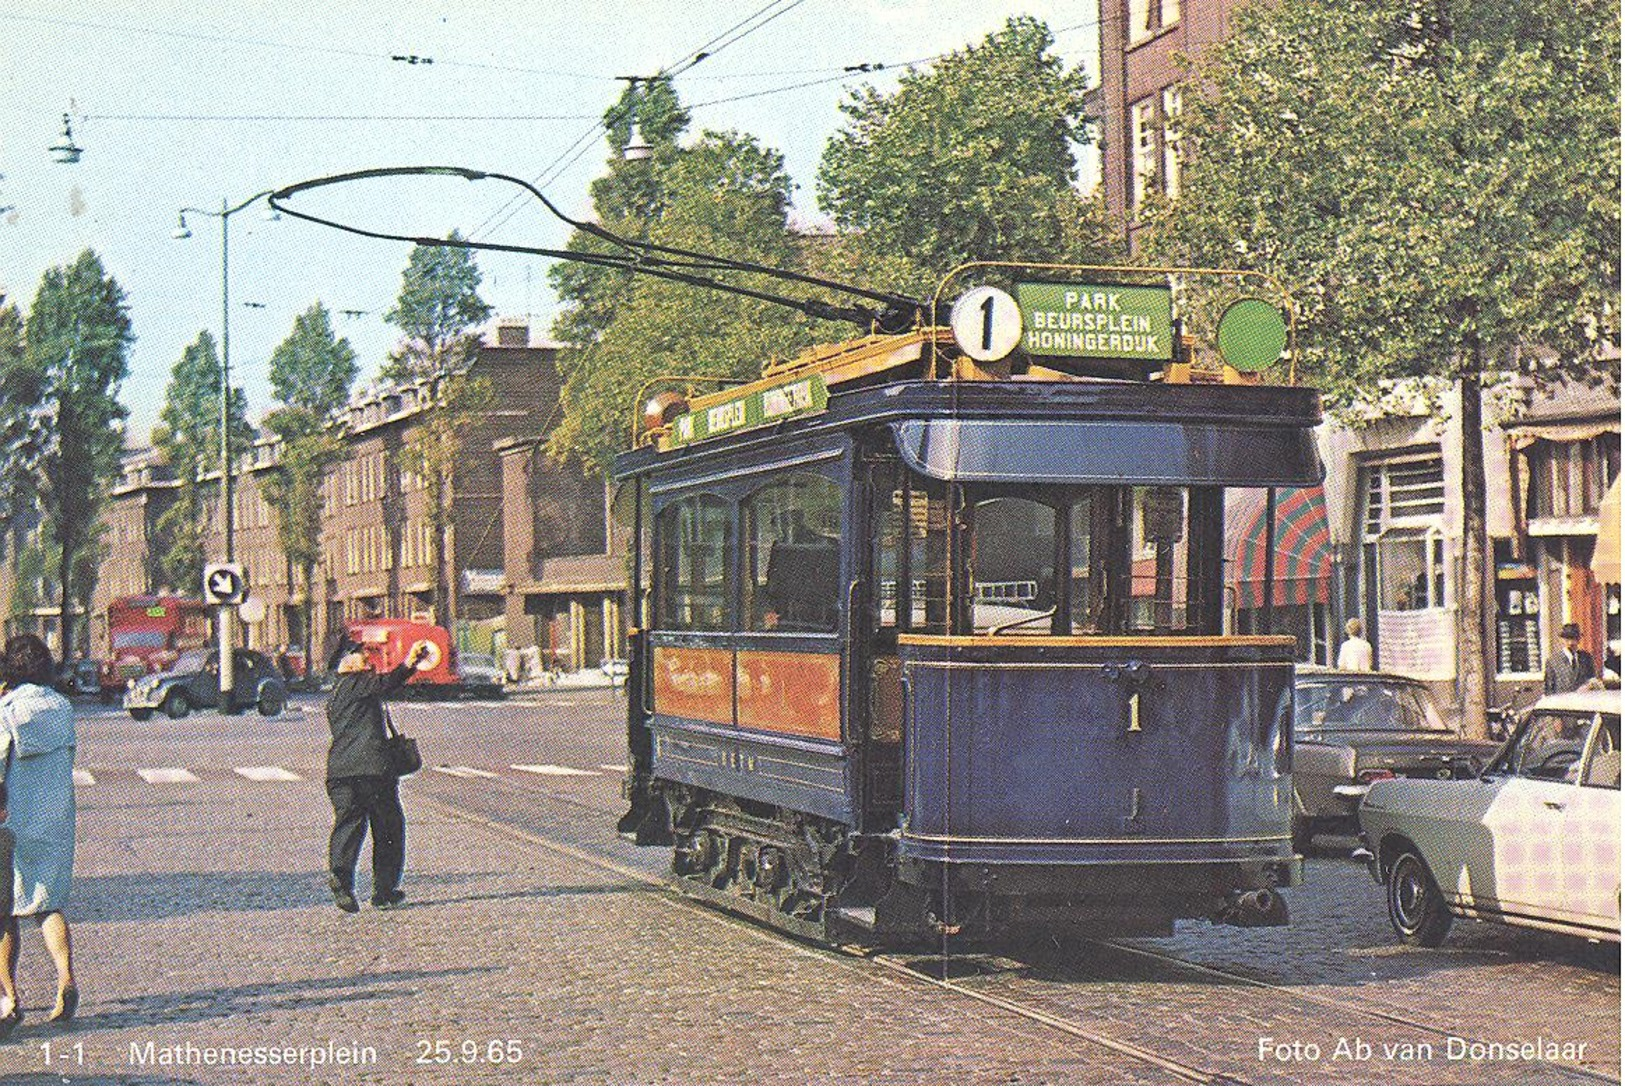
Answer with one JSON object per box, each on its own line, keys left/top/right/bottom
{"left": 1227, "top": 485, "right": 1333, "bottom": 609}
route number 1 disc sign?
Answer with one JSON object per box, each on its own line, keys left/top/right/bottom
{"left": 950, "top": 286, "right": 1023, "bottom": 362}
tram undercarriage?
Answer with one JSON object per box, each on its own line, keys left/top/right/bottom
{"left": 656, "top": 785, "right": 1291, "bottom": 946}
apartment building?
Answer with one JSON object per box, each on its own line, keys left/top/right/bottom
{"left": 55, "top": 319, "right": 623, "bottom": 673}
{"left": 1096, "top": 0, "right": 1235, "bottom": 241}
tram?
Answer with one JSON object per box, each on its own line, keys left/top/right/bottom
{"left": 614, "top": 265, "right": 1322, "bottom": 945}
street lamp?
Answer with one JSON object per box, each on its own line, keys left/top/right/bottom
{"left": 618, "top": 76, "right": 654, "bottom": 161}
{"left": 174, "top": 191, "right": 277, "bottom": 711}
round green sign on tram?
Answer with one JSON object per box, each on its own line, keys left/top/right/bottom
{"left": 1216, "top": 298, "right": 1288, "bottom": 370}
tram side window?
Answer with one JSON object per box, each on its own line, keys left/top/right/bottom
{"left": 744, "top": 473, "right": 842, "bottom": 632}
{"left": 657, "top": 495, "right": 733, "bottom": 631}
{"left": 969, "top": 497, "right": 1058, "bottom": 634}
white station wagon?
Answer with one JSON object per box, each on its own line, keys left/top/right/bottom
{"left": 1357, "top": 687, "right": 1620, "bottom": 947}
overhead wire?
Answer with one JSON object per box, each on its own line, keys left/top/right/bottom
{"left": 0, "top": 11, "right": 612, "bottom": 80}
{"left": 469, "top": 0, "right": 814, "bottom": 241}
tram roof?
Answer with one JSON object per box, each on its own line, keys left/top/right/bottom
{"left": 614, "top": 376, "right": 1323, "bottom": 488}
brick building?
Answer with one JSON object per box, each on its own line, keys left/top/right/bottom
{"left": 495, "top": 434, "right": 628, "bottom": 672}
{"left": 50, "top": 318, "right": 624, "bottom": 675}
{"left": 1096, "top": 0, "right": 1235, "bottom": 242}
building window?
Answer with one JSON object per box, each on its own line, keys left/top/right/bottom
{"left": 1131, "top": 98, "right": 1157, "bottom": 215}
{"left": 1359, "top": 455, "right": 1448, "bottom": 612}
{"left": 1128, "top": 0, "right": 1180, "bottom": 47}
{"left": 1161, "top": 86, "right": 1182, "bottom": 198}
{"left": 1525, "top": 433, "right": 1620, "bottom": 520}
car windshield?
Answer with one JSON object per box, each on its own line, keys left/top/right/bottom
{"left": 174, "top": 651, "right": 209, "bottom": 675}
{"left": 1295, "top": 680, "right": 1450, "bottom": 733}
{"left": 113, "top": 631, "right": 167, "bottom": 650}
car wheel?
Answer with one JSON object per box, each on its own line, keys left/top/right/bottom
{"left": 129, "top": 708, "right": 153, "bottom": 722}
{"left": 258, "top": 690, "right": 284, "bottom": 717}
{"left": 1387, "top": 849, "right": 1452, "bottom": 947}
{"left": 162, "top": 689, "right": 190, "bottom": 720}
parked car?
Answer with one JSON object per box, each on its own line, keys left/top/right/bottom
{"left": 123, "top": 648, "right": 288, "bottom": 720}
{"left": 53, "top": 658, "right": 102, "bottom": 698}
{"left": 1357, "top": 687, "right": 1621, "bottom": 947}
{"left": 1291, "top": 668, "right": 1500, "bottom": 852}
{"left": 455, "top": 652, "right": 507, "bottom": 699}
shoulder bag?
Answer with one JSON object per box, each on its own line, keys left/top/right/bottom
{"left": 383, "top": 708, "right": 422, "bottom": 778}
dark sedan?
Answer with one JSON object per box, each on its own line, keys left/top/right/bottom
{"left": 1291, "top": 669, "right": 1500, "bottom": 852}
{"left": 123, "top": 648, "right": 287, "bottom": 720}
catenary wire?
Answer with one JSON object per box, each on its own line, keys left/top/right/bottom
{"left": 0, "top": 11, "right": 611, "bottom": 79}
{"left": 471, "top": 0, "right": 816, "bottom": 240}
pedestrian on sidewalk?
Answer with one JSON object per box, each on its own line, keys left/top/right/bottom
{"left": 324, "top": 638, "right": 432, "bottom": 913}
{"left": 1336, "top": 618, "right": 1374, "bottom": 672}
{"left": 0, "top": 634, "right": 80, "bottom": 1033}
{"left": 1544, "top": 622, "right": 1596, "bottom": 694}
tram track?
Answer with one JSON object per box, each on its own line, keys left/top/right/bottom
{"left": 410, "top": 772, "right": 1616, "bottom": 1084}
{"left": 414, "top": 784, "right": 1234, "bottom": 1084}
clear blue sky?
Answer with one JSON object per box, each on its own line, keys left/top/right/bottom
{"left": 0, "top": 2, "right": 1100, "bottom": 446}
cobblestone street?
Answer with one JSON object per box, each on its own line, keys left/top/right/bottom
{"left": 0, "top": 692, "right": 1615, "bottom": 1085}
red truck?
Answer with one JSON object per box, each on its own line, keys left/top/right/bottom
{"left": 103, "top": 595, "right": 209, "bottom": 696}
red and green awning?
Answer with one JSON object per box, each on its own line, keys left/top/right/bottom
{"left": 1227, "top": 484, "right": 1333, "bottom": 609}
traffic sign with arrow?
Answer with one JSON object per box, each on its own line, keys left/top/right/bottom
{"left": 202, "top": 562, "right": 248, "bottom": 606}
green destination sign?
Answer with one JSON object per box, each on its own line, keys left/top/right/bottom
{"left": 664, "top": 374, "right": 829, "bottom": 449}
{"left": 1016, "top": 282, "right": 1174, "bottom": 361}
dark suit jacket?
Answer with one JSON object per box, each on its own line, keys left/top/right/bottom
{"left": 326, "top": 663, "right": 415, "bottom": 779}
{"left": 1544, "top": 648, "right": 1596, "bottom": 694}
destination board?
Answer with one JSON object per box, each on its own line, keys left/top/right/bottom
{"left": 1016, "top": 283, "right": 1174, "bottom": 361}
{"left": 664, "top": 374, "right": 830, "bottom": 449}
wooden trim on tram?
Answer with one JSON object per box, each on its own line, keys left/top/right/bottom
{"left": 895, "top": 634, "right": 1299, "bottom": 650}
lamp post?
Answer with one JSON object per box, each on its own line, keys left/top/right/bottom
{"left": 174, "top": 191, "right": 278, "bottom": 711}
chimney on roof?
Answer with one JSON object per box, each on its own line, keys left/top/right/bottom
{"left": 495, "top": 319, "right": 530, "bottom": 348}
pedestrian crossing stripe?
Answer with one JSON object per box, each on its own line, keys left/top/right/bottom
{"left": 512, "top": 763, "right": 598, "bottom": 777}
{"left": 234, "top": 766, "right": 303, "bottom": 782}
{"left": 72, "top": 769, "right": 95, "bottom": 786}
{"left": 137, "top": 768, "right": 200, "bottom": 784}
{"left": 433, "top": 765, "right": 501, "bottom": 779}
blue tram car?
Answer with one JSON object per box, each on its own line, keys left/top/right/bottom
{"left": 614, "top": 270, "right": 1322, "bottom": 944}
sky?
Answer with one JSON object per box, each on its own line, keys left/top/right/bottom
{"left": 0, "top": 1, "right": 1101, "bottom": 448}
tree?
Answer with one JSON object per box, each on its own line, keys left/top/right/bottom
{"left": 263, "top": 303, "right": 358, "bottom": 667}
{"left": 386, "top": 241, "right": 495, "bottom": 627}
{"left": 383, "top": 234, "right": 494, "bottom": 381}
{"left": 17, "top": 251, "right": 134, "bottom": 661}
{"left": 550, "top": 126, "right": 822, "bottom": 470}
{"left": 0, "top": 303, "right": 32, "bottom": 539}
{"left": 1143, "top": 0, "right": 1620, "bottom": 730}
{"left": 152, "top": 331, "right": 252, "bottom": 591}
{"left": 816, "top": 16, "right": 1121, "bottom": 297}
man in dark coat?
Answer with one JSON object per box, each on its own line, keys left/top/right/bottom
{"left": 1544, "top": 622, "right": 1597, "bottom": 695}
{"left": 325, "top": 638, "right": 431, "bottom": 912}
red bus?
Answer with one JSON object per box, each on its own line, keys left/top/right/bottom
{"left": 103, "top": 595, "right": 209, "bottom": 694}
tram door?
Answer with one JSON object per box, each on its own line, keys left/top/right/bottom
{"left": 863, "top": 457, "right": 908, "bottom": 821}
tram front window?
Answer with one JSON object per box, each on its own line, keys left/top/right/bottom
{"left": 969, "top": 497, "right": 1058, "bottom": 634}
{"left": 952, "top": 484, "right": 1215, "bottom": 637}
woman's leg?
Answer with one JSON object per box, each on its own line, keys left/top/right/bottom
{"left": 39, "top": 911, "right": 77, "bottom": 1018}
{"left": 0, "top": 916, "right": 18, "bottom": 1013}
